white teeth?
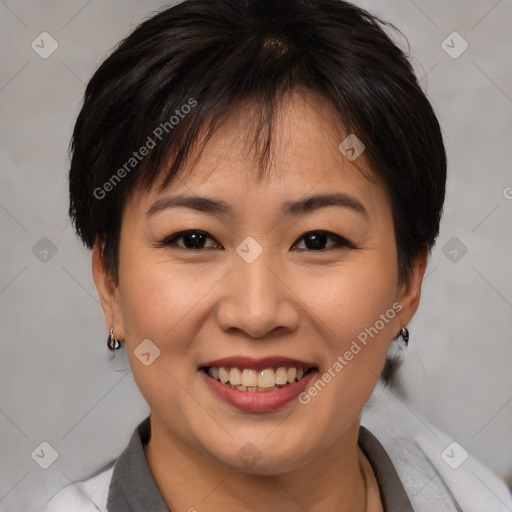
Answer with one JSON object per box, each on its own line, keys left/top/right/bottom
{"left": 207, "top": 365, "right": 313, "bottom": 390}
{"left": 219, "top": 367, "right": 229, "bottom": 384}
{"left": 258, "top": 368, "right": 276, "bottom": 388}
{"left": 241, "top": 369, "right": 258, "bottom": 387}
{"left": 229, "top": 367, "right": 242, "bottom": 385}
{"left": 275, "top": 367, "right": 288, "bottom": 385}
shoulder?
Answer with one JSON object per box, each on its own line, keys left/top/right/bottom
{"left": 40, "top": 463, "right": 114, "bottom": 512}
{"left": 361, "top": 382, "right": 512, "bottom": 512}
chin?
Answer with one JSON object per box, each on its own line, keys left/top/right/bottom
{"left": 204, "top": 432, "right": 318, "bottom": 476}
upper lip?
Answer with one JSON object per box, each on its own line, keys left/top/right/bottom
{"left": 199, "top": 356, "right": 317, "bottom": 372}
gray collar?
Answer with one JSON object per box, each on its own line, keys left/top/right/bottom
{"left": 358, "top": 425, "right": 414, "bottom": 512}
{"left": 107, "top": 416, "right": 414, "bottom": 512}
{"left": 107, "top": 416, "right": 168, "bottom": 512}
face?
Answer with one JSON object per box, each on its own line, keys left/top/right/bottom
{"left": 94, "top": 91, "right": 425, "bottom": 474}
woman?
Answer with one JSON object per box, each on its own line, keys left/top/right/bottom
{"left": 42, "top": 0, "right": 512, "bottom": 510}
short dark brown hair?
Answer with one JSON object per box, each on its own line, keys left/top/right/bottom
{"left": 68, "top": 0, "right": 446, "bottom": 387}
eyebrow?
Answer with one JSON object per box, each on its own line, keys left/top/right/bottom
{"left": 146, "top": 192, "right": 368, "bottom": 218}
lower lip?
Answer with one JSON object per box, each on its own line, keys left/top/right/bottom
{"left": 201, "top": 369, "right": 317, "bottom": 412}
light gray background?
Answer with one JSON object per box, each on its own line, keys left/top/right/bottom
{"left": 0, "top": 1, "right": 511, "bottom": 511}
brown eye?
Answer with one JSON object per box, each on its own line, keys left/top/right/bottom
{"left": 292, "top": 231, "right": 355, "bottom": 251}
{"left": 161, "top": 230, "right": 220, "bottom": 250}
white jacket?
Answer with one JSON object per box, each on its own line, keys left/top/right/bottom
{"left": 40, "top": 382, "right": 512, "bottom": 511}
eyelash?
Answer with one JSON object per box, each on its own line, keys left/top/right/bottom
{"left": 159, "top": 230, "right": 356, "bottom": 252}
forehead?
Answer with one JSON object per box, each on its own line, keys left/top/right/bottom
{"left": 126, "top": 92, "right": 388, "bottom": 219}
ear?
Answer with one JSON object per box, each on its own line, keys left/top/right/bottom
{"left": 92, "top": 239, "right": 126, "bottom": 340}
{"left": 396, "top": 246, "right": 429, "bottom": 328}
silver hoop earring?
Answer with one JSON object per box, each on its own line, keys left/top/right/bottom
{"left": 399, "top": 326, "right": 409, "bottom": 346}
{"left": 107, "top": 327, "right": 121, "bottom": 351}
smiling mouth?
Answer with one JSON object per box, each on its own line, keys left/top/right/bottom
{"left": 200, "top": 365, "right": 317, "bottom": 392}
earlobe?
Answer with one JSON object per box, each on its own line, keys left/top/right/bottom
{"left": 396, "top": 246, "right": 429, "bottom": 328}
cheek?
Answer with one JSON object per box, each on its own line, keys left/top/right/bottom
{"left": 116, "top": 253, "right": 208, "bottom": 413}
{"left": 294, "top": 262, "right": 399, "bottom": 421}
{"left": 117, "top": 247, "right": 233, "bottom": 364}
{"left": 119, "top": 258, "right": 199, "bottom": 342}
{"left": 302, "top": 258, "right": 399, "bottom": 353}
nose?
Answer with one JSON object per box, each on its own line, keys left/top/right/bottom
{"left": 215, "top": 248, "right": 300, "bottom": 339}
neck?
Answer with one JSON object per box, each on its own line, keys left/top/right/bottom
{"left": 143, "top": 414, "right": 368, "bottom": 512}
